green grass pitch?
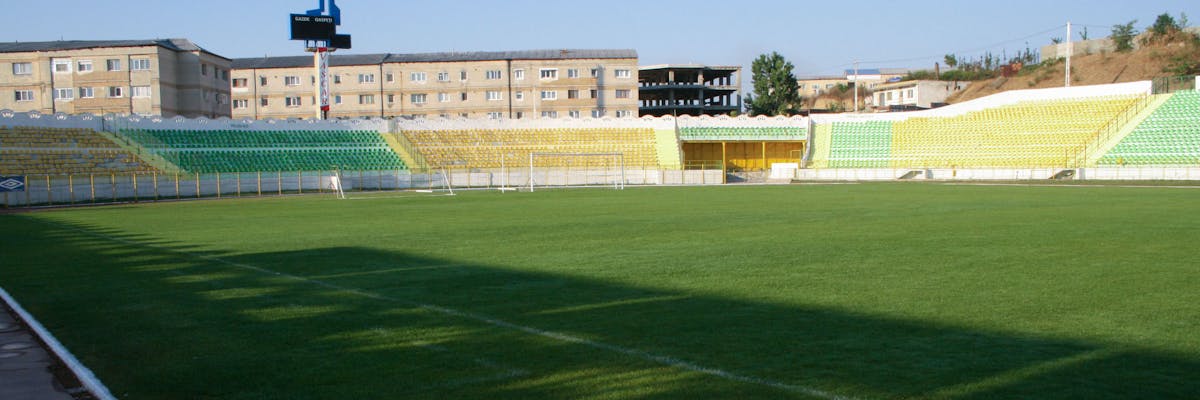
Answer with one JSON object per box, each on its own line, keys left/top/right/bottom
{"left": 2, "top": 183, "right": 1198, "bottom": 399}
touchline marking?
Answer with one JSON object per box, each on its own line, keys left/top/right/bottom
{"left": 33, "top": 216, "right": 857, "bottom": 400}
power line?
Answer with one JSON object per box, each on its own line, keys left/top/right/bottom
{"left": 798, "top": 24, "right": 1067, "bottom": 74}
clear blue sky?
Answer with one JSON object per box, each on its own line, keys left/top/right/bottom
{"left": 6, "top": 0, "right": 1197, "bottom": 77}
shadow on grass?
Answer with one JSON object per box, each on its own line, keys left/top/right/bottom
{"left": 1, "top": 216, "right": 1197, "bottom": 399}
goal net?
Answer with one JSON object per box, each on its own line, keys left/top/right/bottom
{"left": 331, "top": 167, "right": 455, "bottom": 200}
{"left": 527, "top": 152, "right": 625, "bottom": 192}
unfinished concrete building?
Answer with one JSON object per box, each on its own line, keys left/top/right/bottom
{"left": 639, "top": 65, "right": 740, "bottom": 117}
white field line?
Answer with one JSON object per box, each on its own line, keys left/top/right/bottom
{"left": 934, "top": 182, "right": 1200, "bottom": 189}
{"left": 0, "top": 287, "right": 117, "bottom": 400}
{"left": 34, "top": 216, "right": 857, "bottom": 400}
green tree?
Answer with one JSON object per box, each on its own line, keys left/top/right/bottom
{"left": 1111, "top": 20, "right": 1139, "bottom": 52}
{"left": 943, "top": 54, "right": 958, "bottom": 69}
{"left": 745, "top": 52, "right": 802, "bottom": 116}
{"left": 1151, "top": 13, "right": 1180, "bottom": 36}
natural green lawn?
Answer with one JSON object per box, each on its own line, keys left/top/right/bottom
{"left": 1, "top": 183, "right": 1198, "bottom": 399}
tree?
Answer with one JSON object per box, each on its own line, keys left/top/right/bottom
{"left": 1111, "top": 20, "right": 1138, "bottom": 52}
{"left": 1151, "top": 13, "right": 1180, "bottom": 36}
{"left": 745, "top": 52, "right": 802, "bottom": 116}
{"left": 943, "top": 54, "right": 958, "bottom": 69}
{"left": 1079, "top": 27, "right": 1090, "bottom": 41}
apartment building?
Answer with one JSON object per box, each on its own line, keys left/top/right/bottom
{"left": 0, "top": 39, "right": 231, "bottom": 118}
{"left": 231, "top": 49, "right": 639, "bottom": 120}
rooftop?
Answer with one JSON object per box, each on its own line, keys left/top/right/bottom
{"left": 0, "top": 39, "right": 225, "bottom": 59}
{"left": 233, "top": 49, "right": 637, "bottom": 70}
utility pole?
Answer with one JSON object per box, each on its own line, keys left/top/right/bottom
{"left": 853, "top": 60, "right": 859, "bottom": 113}
{"left": 1065, "top": 22, "right": 1072, "bottom": 88}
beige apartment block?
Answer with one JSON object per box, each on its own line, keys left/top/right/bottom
{"left": 231, "top": 49, "right": 639, "bottom": 120}
{"left": 0, "top": 39, "right": 231, "bottom": 118}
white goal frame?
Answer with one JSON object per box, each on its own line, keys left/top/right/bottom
{"left": 528, "top": 152, "right": 625, "bottom": 192}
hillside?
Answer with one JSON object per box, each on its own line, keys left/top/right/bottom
{"left": 948, "top": 39, "right": 1197, "bottom": 103}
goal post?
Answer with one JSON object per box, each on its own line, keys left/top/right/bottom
{"left": 331, "top": 166, "right": 454, "bottom": 200}
{"left": 528, "top": 152, "right": 625, "bottom": 192}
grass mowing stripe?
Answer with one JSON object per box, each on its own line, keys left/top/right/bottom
{"left": 23, "top": 214, "right": 857, "bottom": 400}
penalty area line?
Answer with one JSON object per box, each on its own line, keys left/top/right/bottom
{"left": 31, "top": 216, "right": 856, "bottom": 400}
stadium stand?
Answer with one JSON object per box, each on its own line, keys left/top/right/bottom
{"left": 0, "top": 126, "right": 156, "bottom": 175}
{"left": 826, "top": 121, "right": 893, "bottom": 168}
{"left": 678, "top": 127, "right": 808, "bottom": 141}
{"left": 403, "top": 128, "right": 660, "bottom": 168}
{"left": 1098, "top": 91, "right": 1200, "bottom": 166}
{"left": 889, "top": 95, "right": 1143, "bottom": 168}
{"left": 117, "top": 129, "right": 406, "bottom": 173}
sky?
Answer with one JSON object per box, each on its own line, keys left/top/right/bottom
{"left": 6, "top": 0, "right": 1198, "bottom": 79}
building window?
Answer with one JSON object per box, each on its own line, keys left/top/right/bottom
{"left": 568, "top": 89, "right": 579, "bottom": 99}
{"left": 411, "top": 93, "right": 427, "bottom": 104}
{"left": 589, "top": 89, "right": 598, "bottom": 99}
{"left": 486, "top": 70, "right": 503, "bottom": 80}
{"left": 487, "top": 112, "right": 503, "bottom": 120}
{"left": 615, "top": 69, "right": 632, "bottom": 78}
{"left": 285, "top": 96, "right": 302, "bottom": 107}
{"left": 232, "top": 78, "right": 248, "bottom": 88}
{"left": 107, "top": 86, "right": 124, "bottom": 98}
{"left": 438, "top": 92, "right": 449, "bottom": 103}
{"left": 358, "top": 73, "right": 375, "bottom": 84}
{"left": 592, "top": 109, "right": 604, "bottom": 118}
{"left": 541, "top": 111, "right": 558, "bottom": 118}
{"left": 77, "top": 60, "right": 93, "bottom": 73}
{"left": 14, "top": 90, "right": 34, "bottom": 102}
{"left": 11, "top": 62, "right": 32, "bottom": 75}
{"left": 568, "top": 110, "right": 581, "bottom": 118}
{"left": 260, "top": 97, "right": 269, "bottom": 107}
{"left": 437, "top": 72, "right": 449, "bottom": 82}
{"left": 567, "top": 69, "right": 579, "bottom": 78}
{"left": 541, "top": 90, "right": 557, "bottom": 100}
{"left": 359, "top": 94, "right": 375, "bottom": 104}
{"left": 387, "top": 94, "right": 395, "bottom": 103}
{"left": 132, "top": 86, "right": 151, "bottom": 98}
{"left": 259, "top": 76, "right": 268, "bottom": 86}
{"left": 54, "top": 88, "right": 73, "bottom": 100}
{"left": 460, "top": 92, "right": 467, "bottom": 101}
{"left": 79, "top": 87, "right": 94, "bottom": 98}
{"left": 615, "top": 89, "right": 631, "bottom": 99}
{"left": 200, "top": 64, "right": 208, "bottom": 76}
{"left": 486, "top": 91, "right": 502, "bottom": 101}
{"left": 907, "top": 89, "right": 915, "bottom": 98}
{"left": 284, "top": 76, "right": 301, "bottom": 86}
{"left": 513, "top": 69, "right": 525, "bottom": 80}
{"left": 106, "top": 59, "right": 121, "bottom": 71}
{"left": 385, "top": 73, "right": 394, "bottom": 83}
{"left": 131, "top": 59, "right": 151, "bottom": 71}
{"left": 616, "top": 110, "right": 632, "bottom": 118}
{"left": 515, "top": 91, "right": 524, "bottom": 101}
{"left": 540, "top": 68, "right": 558, "bottom": 80}
{"left": 408, "top": 72, "right": 425, "bottom": 83}
{"left": 460, "top": 70, "right": 468, "bottom": 81}
{"left": 53, "top": 60, "right": 72, "bottom": 74}
{"left": 590, "top": 68, "right": 600, "bottom": 78}
{"left": 233, "top": 99, "right": 249, "bottom": 109}
{"left": 333, "top": 95, "right": 342, "bottom": 105}
{"left": 333, "top": 75, "right": 342, "bottom": 84}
